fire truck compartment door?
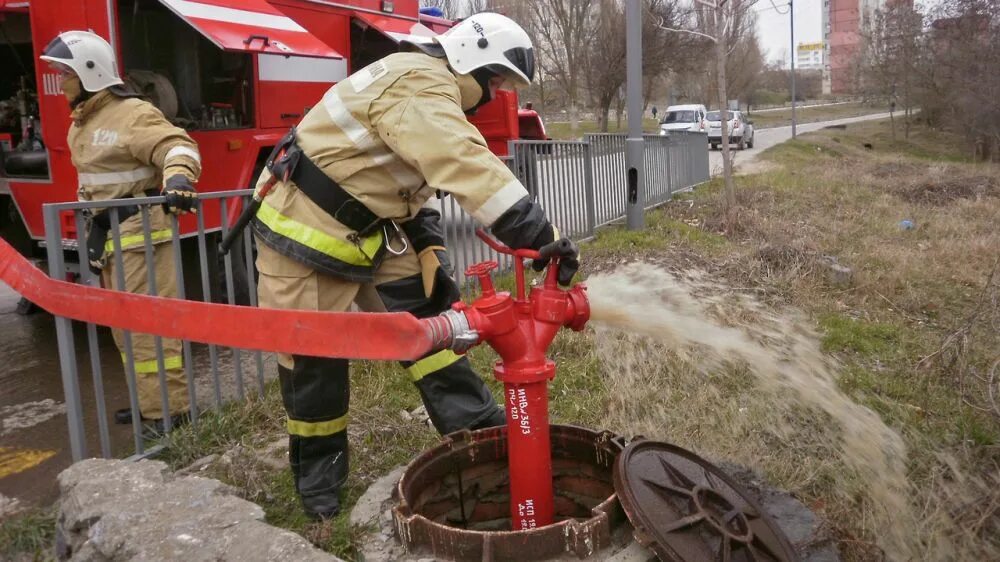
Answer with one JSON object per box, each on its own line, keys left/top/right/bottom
{"left": 352, "top": 11, "right": 436, "bottom": 44}
{"left": 157, "top": 0, "right": 344, "bottom": 59}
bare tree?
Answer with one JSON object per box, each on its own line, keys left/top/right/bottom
{"left": 922, "top": 0, "right": 999, "bottom": 160}
{"left": 527, "top": 0, "right": 597, "bottom": 132}
{"left": 858, "top": 4, "right": 923, "bottom": 138}
{"left": 658, "top": 0, "right": 761, "bottom": 222}
{"left": 583, "top": 0, "right": 705, "bottom": 132}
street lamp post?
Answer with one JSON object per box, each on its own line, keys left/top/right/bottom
{"left": 625, "top": 0, "right": 645, "bottom": 230}
{"left": 790, "top": 0, "right": 797, "bottom": 138}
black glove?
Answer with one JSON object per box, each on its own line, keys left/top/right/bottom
{"left": 161, "top": 174, "right": 198, "bottom": 215}
{"left": 532, "top": 238, "right": 580, "bottom": 286}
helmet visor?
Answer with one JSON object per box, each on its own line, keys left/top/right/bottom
{"left": 503, "top": 46, "right": 535, "bottom": 84}
{"left": 41, "top": 36, "right": 74, "bottom": 61}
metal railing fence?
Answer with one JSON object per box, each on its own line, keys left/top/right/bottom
{"left": 44, "top": 191, "right": 266, "bottom": 461}
{"left": 45, "top": 132, "right": 708, "bottom": 462}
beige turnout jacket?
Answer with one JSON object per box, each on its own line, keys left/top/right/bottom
{"left": 69, "top": 90, "right": 201, "bottom": 251}
{"left": 251, "top": 52, "right": 532, "bottom": 280}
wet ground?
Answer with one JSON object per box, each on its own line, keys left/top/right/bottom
{"left": 0, "top": 279, "right": 124, "bottom": 510}
{"left": 0, "top": 278, "right": 275, "bottom": 513}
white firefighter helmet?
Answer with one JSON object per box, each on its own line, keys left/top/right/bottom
{"left": 40, "top": 30, "right": 124, "bottom": 92}
{"left": 435, "top": 12, "right": 535, "bottom": 87}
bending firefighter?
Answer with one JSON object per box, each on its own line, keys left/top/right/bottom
{"left": 41, "top": 31, "right": 200, "bottom": 436}
{"left": 248, "top": 13, "right": 579, "bottom": 519}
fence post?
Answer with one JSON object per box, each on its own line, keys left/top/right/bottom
{"left": 666, "top": 135, "right": 674, "bottom": 197}
{"left": 44, "top": 204, "right": 88, "bottom": 462}
{"left": 583, "top": 141, "right": 597, "bottom": 237}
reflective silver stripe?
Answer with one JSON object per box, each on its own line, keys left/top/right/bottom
{"left": 322, "top": 90, "right": 376, "bottom": 151}
{"left": 472, "top": 179, "right": 529, "bottom": 226}
{"left": 259, "top": 54, "right": 348, "bottom": 83}
{"left": 164, "top": 145, "right": 201, "bottom": 164}
{"left": 371, "top": 148, "right": 422, "bottom": 186}
{"left": 77, "top": 166, "right": 156, "bottom": 186}
{"left": 386, "top": 31, "right": 436, "bottom": 44}
{"left": 323, "top": 89, "right": 420, "bottom": 187}
{"left": 159, "top": 0, "right": 306, "bottom": 32}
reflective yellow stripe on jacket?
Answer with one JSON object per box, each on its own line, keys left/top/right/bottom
{"left": 105, "top": 229, "right": 173, "bottom": 252}
{"left": 255, "top": 200, "right": 383, "bottom": 267}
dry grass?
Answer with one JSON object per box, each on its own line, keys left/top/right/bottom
{"left": 749, "top": 101, "right": 889, "bottom": 129}
{"left": 632, "top": 118, "right": 1000, "bottom": 559}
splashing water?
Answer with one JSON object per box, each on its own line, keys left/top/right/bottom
{"left": 585, "top": 263, "right": 916, "bottom": 559}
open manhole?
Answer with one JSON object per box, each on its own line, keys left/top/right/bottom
{"left": 392, "top": 426, "right": 799, "bottom": 561}
{"left": 394, "top": 424, "right": 630, "bottom": 560}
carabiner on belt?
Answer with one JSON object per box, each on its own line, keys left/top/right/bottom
{"left": 383, "top": 221, "right": 409, "bottom": 256}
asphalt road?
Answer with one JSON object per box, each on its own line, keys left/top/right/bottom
{"left": 708, "top": 112, "right": 893, "bottom": 176}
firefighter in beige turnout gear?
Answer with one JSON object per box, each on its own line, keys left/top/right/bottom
{"left": 250, "top": 13, "right": 579, "bottom": 519}
{"left": 41, "top": 31, "right": 200, "bottom": 434}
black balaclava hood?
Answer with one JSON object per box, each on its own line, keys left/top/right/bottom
{"left": 464, "top": 67, "right": 499, "bottom": 116}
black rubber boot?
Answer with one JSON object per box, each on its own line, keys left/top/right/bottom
{"left": 279, "top": 357, "right": 350, "bottom": 520}
{"left": 141, "top": 412, "right": 191, "bottom": 439}
{"left": 115, "top": 407, "right": 138, "bottom": 425}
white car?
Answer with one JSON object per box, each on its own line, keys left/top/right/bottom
{"left": 659, "top": 104, "right": 708, "bottom": 134}
{"left": 705, "top": 110, "right": 754, "bottom": 150}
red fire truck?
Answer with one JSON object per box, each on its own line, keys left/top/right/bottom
{"left": 0, "top": 0, "right": 546, "bottom": 275}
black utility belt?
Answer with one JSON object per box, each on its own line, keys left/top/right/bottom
{"left": 268, "top": 130, "right": 386, "bottom": 237}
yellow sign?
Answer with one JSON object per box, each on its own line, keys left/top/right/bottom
{"left": 798, "top": 42, "right": 824, "bottom": 52}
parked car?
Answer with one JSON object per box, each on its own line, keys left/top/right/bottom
{"left": 659, "top": 104, "right": 708, "bottom": 134}
{"left": 705, "top": 110, "right": 755, "bottom": 150}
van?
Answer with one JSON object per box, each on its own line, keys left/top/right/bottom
{"left": 659, "top": 104, "right": 708, "bottom": 134}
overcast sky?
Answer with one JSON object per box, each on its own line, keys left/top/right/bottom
{"left": 754, "top": 0, "right": 822, "bottom": 67}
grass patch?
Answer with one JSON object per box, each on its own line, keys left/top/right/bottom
{"left": 583, "top": 208, "right": 728, "bottom": 262}
{"left": 0, "top": 508, "right": 56, "bottom": 561}
{"left": 749, "top": 101, "right": 888, "bottom": 129}
{"left": 546, "top": 118, "right": 660, "bottom": 140}
{"left": 819, "top": 314, "right": 901, "bottom": 356}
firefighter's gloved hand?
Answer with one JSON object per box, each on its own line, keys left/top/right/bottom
{"left": 532, "top": 238, "right": 580, "bottom": 286}
{"left": 161, "top": 175, "right": 198, "bottom": 215}
{"left": 86, "top": 211, "right": 111, "bottom": 276}
{"left": 88, "top": 255, "right": 106, "bottom": 277}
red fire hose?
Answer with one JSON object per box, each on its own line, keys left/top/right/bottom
{"left": 1, "top": 229, "right": 591, "bottom": 530}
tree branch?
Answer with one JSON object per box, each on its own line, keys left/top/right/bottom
{"left": 654, "top": 15, "right": 717, "bottom": 42}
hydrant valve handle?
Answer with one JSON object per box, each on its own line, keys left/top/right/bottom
{"left": 475, "top": 229, "right": 541, "bottom": 260}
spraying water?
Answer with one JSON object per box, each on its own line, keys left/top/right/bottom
{"left": 585, "top": 263, "right": 917, "bottom": 559}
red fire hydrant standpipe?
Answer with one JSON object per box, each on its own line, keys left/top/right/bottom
{"left": 448, "top": 231, "right": 590, "bottom": 530}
